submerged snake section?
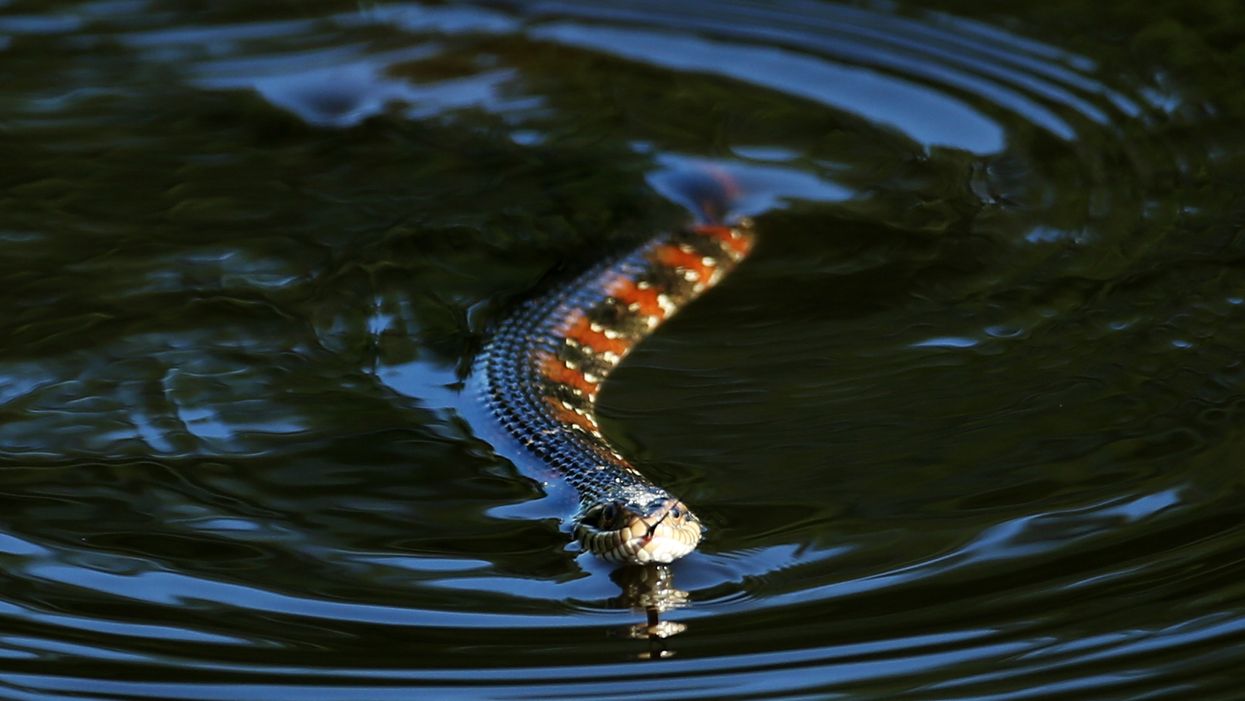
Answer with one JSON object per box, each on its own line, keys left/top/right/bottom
{"left": 476, "top": 220, "right": 755, "bottom": 564}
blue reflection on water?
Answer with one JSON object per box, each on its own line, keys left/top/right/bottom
{"left": 21, "top": 559, "right": 587, "bottom": 628}
{"left": 0, "top": 629, "right": 1030, "bottom": 699}
{"left": 0, "top": 13, "right": 82, "bottom": 35}
{"left": 349, "top": 3, "right": 520, "bottom": 35}
{"left": 121, "top": 19, "right": 318, "bottom": 51}
{"left": 131, "top": 410, "right": 177, "bottom": 453}
{"left": 649, "top": 154, "right": 853, "bottom": 219}
{"left": 529, "top": 1, "right": 1099, "bottom": 137}
{"left": 531, "top": 21, "right": 1006, "bottom": 153}
{"left": 0, "top": 365, "right": 50, "bottom": 404}
{"left": 378, "top": 358, "right": 460, "bottom": 410}
{"left": 198, "top": 53, "right": 532, "bottom": 127}
{"left": 911, "top": 336, "right": 979, "bottom": 349}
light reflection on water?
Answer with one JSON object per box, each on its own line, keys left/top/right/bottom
{"left": 1, "top": 0, "right": 1243, "bottom": 698}
{"left": 531, "top": 21, "right": 1008, "bottom": 152}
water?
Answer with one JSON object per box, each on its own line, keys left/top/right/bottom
{"left": 3, "top": 0, "right": 1245, "bottom": 698}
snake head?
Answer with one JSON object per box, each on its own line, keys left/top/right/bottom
{"left": 574, "top": 497, "right": 702, "bottom": 564}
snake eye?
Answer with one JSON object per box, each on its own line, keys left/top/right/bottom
{"left": 670, "top": 506, "right": 683, "bottom": 519}
{"left": 601, "top": 503, "right": 617, "bottom": 526}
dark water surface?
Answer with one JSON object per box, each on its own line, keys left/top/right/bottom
{"left": 4, "top": 0, "right": 1245, "bottom": 698}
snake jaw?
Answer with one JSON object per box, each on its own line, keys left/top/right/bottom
{"left": 575, "top": 498, "right": 702, "bottom": 564}
{"left": 642, "top": 510, "right": 666, "bottom": 542}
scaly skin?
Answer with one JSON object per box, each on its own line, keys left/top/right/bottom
{"left": 476, "top": 209, "right": 754, "bottom": 564}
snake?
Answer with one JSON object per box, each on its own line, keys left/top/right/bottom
{"left": 474, "top": 173, "right": 754, "bottom": 564}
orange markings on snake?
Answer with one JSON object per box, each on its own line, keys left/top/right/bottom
{"left": 539, "top": 352, "right": 600, "bottom": 396}
{"left": 542, "top": 397, "right": 599, "bottom": 433}
{"left": 693, "top": 224, "right": 753, "bottom": 257}
{"left": 652, "top": 244, "right": 716, "bottom": 281}
{"left": 562, "top": 313, "right": 631, "bottom": 356}
{"left": 607, "top": 277, "right": 666, "bottom": 319}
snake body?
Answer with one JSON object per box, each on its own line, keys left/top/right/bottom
{"left": 475, "top": 198, "right": 754, "bottom": 564}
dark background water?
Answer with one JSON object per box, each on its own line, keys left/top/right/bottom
{"left": 4, "top": 0, "right": 1245, "bottom": 698}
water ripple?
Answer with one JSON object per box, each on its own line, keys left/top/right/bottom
{"left": 2, "top": 0, "right": 1242, "bottom": 697}
{"left": 531, "top": 21, "right": 1007, "bottom": 153}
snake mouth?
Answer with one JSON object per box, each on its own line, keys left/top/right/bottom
{"left": 574, "top": 498, "right": 703, "bottom": 564}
